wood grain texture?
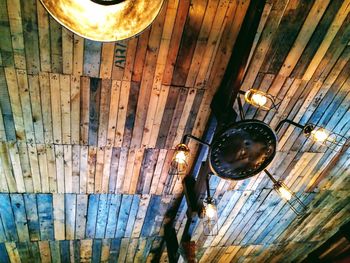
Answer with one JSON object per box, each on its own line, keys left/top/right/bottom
{"left": 0, "top": 0, "right": 349, "bottom": 262}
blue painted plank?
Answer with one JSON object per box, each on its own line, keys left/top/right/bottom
{"left": 109, "top": 238, "right": 122, "bottom": 263}
{"left": 124, "top": 195, "right": 140, "bottom": 237}
{"left": 0, "top": 243, "right": 9, "bottom": 263}
{"left": 141, "top": 196, "right": 161, "bottom": 237}
{"left": 115, "top": 195, "right": 133, "bottom": 238}
{"left": 0, "top": 194, "right": 18, "bottom": 241}
{"left": 60, "top": 240, "right": 70, "bottom": 263}
{"left": 83, "top": 40, "right": 102, "bottom": 77}
{"left": 86, "top": 194, "right": 99, "bottom": 238}
{"left": 50, "top": 241, "right": 61, "bottom": 263}
{"left": 37, "top": 194, "right": 54, "bottom": 240}
{"left": 23, "top": 194, "right": 40, "bottom": 241}
{"left": 92, "top": 239, "right": 102, "bottom": 263}
{"left": 10, "top": 194, "right": 30, "bottom": 242}
{"left": 105, "top": 194, "right": 121, "bottom": 238}
{"left": 95, "top": 194, "right": 109, "bottom": 238}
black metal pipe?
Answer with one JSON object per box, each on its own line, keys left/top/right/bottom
{"left": 181, "top": 134, "right": 211, "bottom": 147}
{"left": 275, "top": 119, "right": 305, "bottom": 133}
{"left": 264, "top": 169, "right": 278, "bottom": 184}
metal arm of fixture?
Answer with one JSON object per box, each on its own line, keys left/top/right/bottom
{"left": 181, "top": 134, "right": 211, "bottom": 147}
{"left": 275, "top": 119, "right": 305, "bottom": 133}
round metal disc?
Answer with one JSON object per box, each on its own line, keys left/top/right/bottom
{"left": 39, "top": 0, "right": 165, "bottom": 42}
{"left": 209, "top": 120, "right": 277, "bottom": 180}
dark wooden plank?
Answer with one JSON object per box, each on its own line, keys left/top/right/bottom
{"left": 50, "top": 241, "right": 61, "bottom": 263}
{"left": 28, "top": 242, "right": 40, "bottom": 262}
{"left": 0, "top": 0, "right": 14, "bottom": 66}
{"left": 165, "top": 88, "right": 189, "bottom": 148}
{"left": 86, "top": 194, "right": 99, "bottom": 238}
{"left": 291, "top": 0, "right": 345, "bottom": 78}
{"left": 131, "top": 30, "right": 150, "bottom": 83}
{"left": 37, "top": 194, "right": 54, "bottom": 240}
{"left": 92, "top": 239, "right": 102, "bottom": 263}
{"left": 49, "top": 17, "right": 62, "bottom": 73}
{"left": 122, "top": 81, "right": 140, "bottom": 148}
{"left": 109, "top": 238, "right": 122, "bottom": 262}
{"left": 21, "top": 0, "right": 40, "bottom": 73}
{"left": 0, "top": 68, "right": 16, "bottom": 141}
{"left": 183, "top": 89, "right": 205, "bottom": 136}
{"left": 171, "top": 0, "right": 207, "bottom": 86}
{"left": 59, "top": 240, "right": 70, "bottom": 263}
{"left": 155, "top": 86, "right": 180, "bottom": 148}
{"left": 0, "top": 194, "right": 18, "bottom": 241}
{"left": 162, "top": 0, "right": 191, "bottom": 85}
{"left": 260, "top": 0, "right": 315, "bottom": 74}
{"left": 0, "top": 243, "right": 10, "bottom": 263}
{"left": 17, "top": 242, "right": 31, "bottom": 262}
{"left": 88, "top": 78, "right": 102, "bottom": 146}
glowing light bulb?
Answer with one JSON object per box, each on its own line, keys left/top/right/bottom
{"left": 311, "top": 129, "right": 328, "bottom": 142}
{"left": 205, "top": 204, "right": 217, "bottom": 219}
{"left": 251, "top": 93, "right": 268, "bottom": 107}
{"left": 278, "top": 186, "right": 292, "bottom": 201}
{"left": 174, "top": 151, "right": 187, "bottom": 164}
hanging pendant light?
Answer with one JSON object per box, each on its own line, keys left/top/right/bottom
{"left": 39, "top": 0, "right": 165, "bottom": 42}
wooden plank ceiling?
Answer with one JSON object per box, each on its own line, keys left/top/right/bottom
{"left": 0, "top": 0, "right": 349, "bottom": 262}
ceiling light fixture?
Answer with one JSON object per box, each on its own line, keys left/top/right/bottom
{"left": 276, "top": 119, "right": 347, "bottom": 151}
{"left": 171, "top": 90, "right": 348, "bottom": 220}
{"left": 201, "top": 175, "right": 218, "bottom": 236}
{"left": 239, "top": 89, "right": 278, "bottom": 111}
{"left": 39, "top": 0, "right": 165, "bottom": 42}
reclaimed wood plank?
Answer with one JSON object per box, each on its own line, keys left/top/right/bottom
{"left": 10, "top": 194, "right": 30, "bottom": 242}
{"left": 49, "top": 17, "right": 62, "bottom": 73}
{"left": 84, "top": 40, "right": 102, "bottom": 78}
{"left": 75, "top": 194, "right": 88, "bottom": 240}
{"left": 36, "top": 0, "right": 51, "bottom": 72}
{"left": 65, "top": 194, "right": 76, "bottom": 240}
{"left": 62, "top": 28, "right": 73, "bottom": 74}
{"left": 37, "top": 194, "right": 54, "bottom": 240}
{"left": 60, "top": 74, "right": 71, "bottom": 144}
{"left": 23, "top": 194, "right": 40, "bottom": 241}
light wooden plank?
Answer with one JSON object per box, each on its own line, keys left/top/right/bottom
{"left": 71, "top": 75, "right": 80, "bottom": 144}
{"left": 53, "top": 194, "right": 65, "bottom": 240}
{"left": 36, "top": 0, "right": 51, "bottom": 72}
{"left": 6, "top": 0, "right": 26, "bottom": 69}
{"left": 62, "top": 28, "right": 73, "bottom": 74}
{"left": 50, "top": 73, "right": 62, "bottom": 144}
{"left": 64, "top": 145, "right": 73, "bottom": 193}
{"left": 60, "top": 74, "right": 71, "bottom": 144}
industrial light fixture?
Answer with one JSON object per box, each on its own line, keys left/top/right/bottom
{"left": 202, "top": 175, "right": 218, "bottom": 236}
{"left": 169, "top": 144, "right": 190, "bottom": 178}
{"left": 276, "top": 119, "right": 347, "bottom": 151}
{"left": 264, "top": 170, "right": 306, "bottom": 217}
{"left": 238, "top": 89, "right": 278, "bottom": 111}
{"left": 39, "top": 0, "right": 165, "bottom": 42}
{"left": 172, "top": 89, "right": 347, "bottom": 221}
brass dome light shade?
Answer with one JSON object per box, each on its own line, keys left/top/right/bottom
{"left": 39, "top": 0, "right": 165, "bottom": 42}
